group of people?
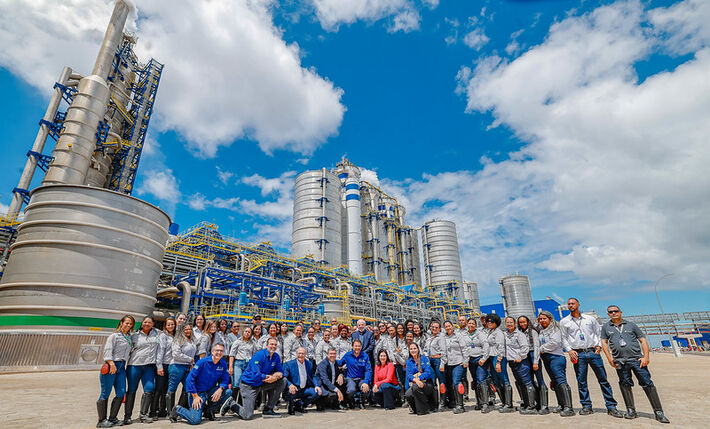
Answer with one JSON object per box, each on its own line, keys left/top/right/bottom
{"left": 95, "top": 298, "right": 670, "bottom": 426}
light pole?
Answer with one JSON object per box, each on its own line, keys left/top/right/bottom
{"left": 653, "top": 273, "right": 680, "bottom": 357}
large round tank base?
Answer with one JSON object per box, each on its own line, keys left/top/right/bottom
{"left": 322, "top": 296, "right": 347, "bottom": 323}
{"left": 0, "top": 184, "right": 171, "bottom": 322}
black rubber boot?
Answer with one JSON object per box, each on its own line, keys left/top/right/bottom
{"left": 453, "top": 389, "right": 465, "bottom": 414}
{"left": 559, "top": 384, "right": 575, "bottom": 417}
{"left": 166, "top": 393, "right": 178, "bottom": 423}
{"left": 619, "top": 383, "right": 637, "bottom": 419}
{"left": 437, "top": 392, "right": 447, "bottom": 412}
{"left": 487, "top": 379, "right": 496, "bottom": 404}
{"left": 538, "top": 384, "right": 550, "bottom": 415}
{"left": 499, "top": 385, "right": 515, "bottom": 413}
{"left": 643, "top": 385, "right": 670, "bottom": 423}
{"left": 123, "top": 392, "right": 136, "bottom": 425}
{"left": 96, "top": 399, "right": 109, "bottom": 428}
{"left": 108, "top": 396, "right": 124, "bottom": 427}
{"left": 149, "top": 389, "right": 160, "bottom": 419}
{"left": 478, "top": 383, "right": 492, "bottom": 413}
{"left": 515, "top": 381, "right": 526, "bottom": 407}
{"left": 519, "top": 385, "right": 537, "bottom": 414}
{"left": 472, "top": 380, "right": 482, "bottom": 410}
{"left": 139, "top": 393, "right": 153, "bottom": 423}
{"left": 551, "top": 384, "right": 563, "bottom": 413}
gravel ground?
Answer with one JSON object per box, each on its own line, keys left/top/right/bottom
{"left": 2, "top": 352, "right": 707, "bottom": 429}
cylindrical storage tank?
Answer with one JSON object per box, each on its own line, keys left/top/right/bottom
{"left": 422, "top": 220, "right": 464, "bottom": 290}
{"left": 322, "top": 296, "right": 346, "bottom": 322}
{"left": 292, "top": 169, "right": 342, "bottom": 267}
{"left": 0, "top": 184, "right": 170, "bottom": 321}
{"left": 340, "top": 170, "right": 362, "bottom": 276}
{"left": 499, "top": 274, "right": 535, "bottom": 320}
{"left": 464, "top": 281, "right": 480, "bottom": 314}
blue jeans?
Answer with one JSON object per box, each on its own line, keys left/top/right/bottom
{"left": 285, "top": 386, "right": 320, "bottom": 408}
{"left": 395, "top": 364, "right": 406, "bottom": 391}
{"left": 429, "top": 357, "right": 444, "bottom": 386}
{"left": 168, "top": 364, "right": 191, "bottom": 393}
{"left": 346, "top": 377, "right": 369, "bottom": 403}
{"left": 527, "top": 351, "right": 545, "bottom": 387}
{"left": 99, "top": 361, "right": 126, "bottom": 400}
{"left": 232, "top": 359, "right": 247, "bottom": 388}
{"left": 541, "top": 353, "right": 568, "bottom": 388}
{"left": 374, "top": 382, "right": 398, "bottom": 409}
{"left": 573, "top": 351, "right": 617, "bottom": 409}
{"left": 469, "top": 356, "right": 487, "bottom": 383}
{"left": 176, "top": 386, "right": 231, "bottom": 425}
{"left": 445, "top": 364, "right": 465, "bottom": 389}
{"left": 509, "top": 359, "right": 534, "bottom": 386}
{"left": 616, "top": 360, "right": 654, "bottom": 388}
{"left": 127, "top": 364, "right": 156, "bottom": 394}
{"left": 485, "top": 356, "right": 510, "bottom": 387}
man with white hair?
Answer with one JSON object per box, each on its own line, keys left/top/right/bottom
{"left": 283, "top": 347, "right": 321, "bottom": 414}
{"left": 351, "top": 319, "right": 375, "bottom": 369}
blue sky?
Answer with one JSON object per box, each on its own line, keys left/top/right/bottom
{"left": 1, "top": 0, "right": 709, "bottom": 321}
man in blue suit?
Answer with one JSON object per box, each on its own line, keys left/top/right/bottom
{"left": 284, "top": 347, "right": 322, "bottom": 414}
{"left": 315, "top": 347, "right": 345, "bottom": 410}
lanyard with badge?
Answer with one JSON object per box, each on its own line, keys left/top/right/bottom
{"left": 614, "top": 324, "right": 627, "bottom": 347}
{"left": 572, "top": 317, "right": 586, "bottom": 341}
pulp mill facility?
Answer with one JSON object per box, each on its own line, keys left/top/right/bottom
{"left": 0, "top": 0, "right": 662, "bottom": 371}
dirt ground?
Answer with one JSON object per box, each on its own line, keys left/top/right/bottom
{"left": 1, "top": 352, "right": 707, "bottom": 429}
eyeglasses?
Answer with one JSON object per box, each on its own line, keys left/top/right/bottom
{"left": 608, "top": 310, "right": 620, "bottom": 314}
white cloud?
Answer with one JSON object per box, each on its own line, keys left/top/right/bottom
{"left": 216, "top": 167, "right": 233, "bottom": 186}
{"left": 312, "top": 0, "right": 422, "bottom": 33}
{"left": 359, "top": 168, "right": 381, "bottom": 187}
{"left": 187, "top": 193, "right": 208, "bottom": 211}
{"left": 408, "top": 0, "right": 710, "bottom": 294}
{"left": 462, "top": 27, "right": 489, "bottom": 50}
{"left": 0, "top": 0, "right": 345, "bottom": 158}
{"left": 136, "top": 169, "right": 181, "bottom": 214}
{"left": 0, "top": 202, "right": 9, "bottom": 215}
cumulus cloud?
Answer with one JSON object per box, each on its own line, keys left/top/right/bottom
{"left": 462, "top": 27, "right": 490, "bottom": 50}
{"left": 136, "top": 169, "right": 181, "bottom": 215}
{"left": 216, "top": 167, "right": 233, "bottom": 186}
{"left": 312, "top": 0, "right": 424, "bottom": 33}
{"left": 394, "top": 0, "right": 710, "bottom": 295}
{"left": 0, "top": 0, "right": 345, "bottom": 158}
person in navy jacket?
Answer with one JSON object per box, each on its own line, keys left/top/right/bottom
{"left": 315, "top": 347, "right": 346, "bottom": 410}
{"left": 351, "top": 319, "right": 375, "bottom": 367}
{"left": 406, "top": 342, "right": 436, "bottom": 415}
{"left": 220, "top": 336, "right": 285, "bottom": 419}
{"left": 338, "top": 339, "right": 373, "bottom": 408}
{"left": 283, "top": 347, "right": 322, "bottom": 414}
{"left": 170, "top": 342, "right": 231, "bottom": 425}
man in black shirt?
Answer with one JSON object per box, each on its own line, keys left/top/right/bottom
{"left": 601, "top": 305, "right": 670, "bottom": 424}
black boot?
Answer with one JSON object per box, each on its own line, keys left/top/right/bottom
{"left": 495, "top": 384, "right": 506, "bottom": 409}
{"left": 519, "top": 385, "right": 537, "bottom": 414}
{"left": 166, "top": 392, "right": 178, "bottom": 423}
{"left": 538, "top": 384, "right": 550, "bottom": 415}
{"left": 478, "top": 383, "right": 492, "bottom": 413}
{"left": 471, "top": 380, "right": 482, "bottom": 410}
{"left": 487, "top": 379, "right": 497, "bottom": 405}
{"left": 453, "top": 389, "right": 465, "bottom": 414}
{"left": 123, "top": 392, "right": 136, "bottom": 425}
{"left": 108, "top": 396, "right": 124, "bottom": 427}
{"left": 619, "top": 383, "right": 637, "bottom": 419}
{"left": 499, "top": 385, "right": 515, "bottom": 413}
{"left": 551, "top": 384, "right": 563, "bottom": 413}
{"left": 643, "top": 385, "right": 670, "bottom": 423}
{"left": 559, "top": 384, "right": 575, "bottom": 417}
{"left": 149, "top": 389, "right": 160, "bottom": 419}
{"left": 96, "top": 399, "right": 109, "bottom": 428}
{"left": 437, "top": 391, "right": 447, "bottom": 412}
{"left": 139, "top": 393, "right": 153, "bottom": 423}
{"left": 515, "top": 381, "right": 526, "bottom": 407}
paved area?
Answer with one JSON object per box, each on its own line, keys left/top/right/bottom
{"left": 1, "top": 353, "right": 707, "bottom": 428}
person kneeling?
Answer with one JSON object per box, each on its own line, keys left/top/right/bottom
{"left": 314, "top": 347, "right": 346, "bottom": 410}
{"left": 171, "top": 343, "right": 231, "bottom": 425}
{"left": 221, "top": 337, "right": 285, "bottom": 419}
{"left": 338, "top": 339, "right": 372, "bottom": 409}
{"left": 284, "top": 347, "right": 322, "bottom": 414}
{"left": 405, "top": 343, "right": 436, "bottom": 416}
{"left": 373, "top": 349, "right": 398, "bottom": 410}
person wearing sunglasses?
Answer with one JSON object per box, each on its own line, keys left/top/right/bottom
{"left": 601, "top": 305, "right": 670, "bottom": 424}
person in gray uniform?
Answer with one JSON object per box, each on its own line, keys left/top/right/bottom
{"left": 258, "top": 323, "right": 284, "bottom": 358}
{"left": 96, "top": 315, "right": 134, "bottom": 428}
{"left": 283, "top": 324, "right": 307, "bottom": 362}
{"left": 305, "top": 327, "right": 318, "bottom": 364}
{"left": 503, "top": 316, "right": 536, "bottom": 415}
{"left": 331, "top": 325, "right": 352, "bottom": 360}
{"left": 440, "top": 320, "right": 468, "bottom": 414}
{"left": 538, "top": 311, "right": 575, "bottom": 417}
{"left": 125, "top": 316, "right": 161, "bottom": 424}
{"left": 152, "top": 317, "right": 176, "bottom": 419}
{"left": 315, "top": 329, "right": 333, "bottom": 363}
{"left": 225, "top": 320, "right": 240, "bottom": 352}
{"left": 518, "top": 315, "right": 549, "bottom": 414}
{"left": 481, "top": 314, "right": 512, "bottom": 412}
{"left": 426, "top": 320, "right": 447, "bottom": 411}
{"left": 601, "top": 305, "right": 670, "bottom": 424}
{"left": 228, "top": 326, "right": 255, "bottom": 400}
{"left": 465, "top": 317, "right": 488, "bottom": 411}
{"left": 167, "top": 324, "right": 197, "bottom": 422}
{"left": 310, "top": 319, "right": 324, "bottom": 344}
{"left": 456, "top": 315, "right": 471, "bottom": 401}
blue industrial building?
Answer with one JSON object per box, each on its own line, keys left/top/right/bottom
{"left": 480, "top": 298, "right": 570, "bottom": 321}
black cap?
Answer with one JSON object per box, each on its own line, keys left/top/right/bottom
{"left": 253, "top": 314, "right": 262, "bottom": 320}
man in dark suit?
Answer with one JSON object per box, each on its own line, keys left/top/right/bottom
{"left": 351, "top": 319, "right": 375, "bottom": 368}
{"left": 315, "top": 347, "right": 345, "bottom": 410}
{"left": 283, "top": 347, "right": 321, "bottom": 415}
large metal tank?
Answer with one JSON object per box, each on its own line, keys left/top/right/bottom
{"left": 0, "top": 184, "right": 171, "bottom": 320}
{"left": 499, "top": 274, "right": 535, "bottom": 320}
{"left": 464, "top": 281, "right": 481, "bottom": 314}
{"left": 292, "top": 169, "right": 342, "bottom": 267}
{"left": 422, "top": 219, "right": 464, "bottom": 297}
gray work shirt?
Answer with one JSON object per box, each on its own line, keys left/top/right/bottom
{"left": 539, "top": 326, "right": 564, "bottom": 356}
{"left": 392, "top": 336, "right": 409, "bottom": 365}
{"left": 522, "top": 329, "right": 540, "bottom": 364}
{"left": 331, "top": 337, "right": 352, "bottom": 360}
{"left": 503, "top": 330, "right": 530, "bottom": 362}
{"left": 427, "top": 333, "right": 446, "bottom": 358}
{"left": 156, "top": 332, "right": 174, "bottom": 371}
{"left": 283, "top": 335, "right": 306, "bottom": 361}
{"left": 315, "top": 339, "right": 333, "bottom": 363}
{"left": 305, "top": 338, "right": 317, "bottom": 360}
{"left": 465, "top": 329, "right": 488, "bottom": 359}
{"left": 229, "top": 338, "right": 255, "bottom": 361}
{"left": 198, "top": 333, "right": 225, "bottom": 356}
{"left": 441, "top": 332, "right": 468, "bottom": 366}
{"left": 483, "top": 328, "right": 505, "bottom": 360}
{"left": 601, "top": 319, "right": 645, "bottom": 362}
{"left": 171, "top": 340, "right": 196, "bottom": 365}
{"left": 103, "top": 332, "right": 132, "bottom": 362}
{"left": 128, "top": 328, "right": 161, "bottom": 366}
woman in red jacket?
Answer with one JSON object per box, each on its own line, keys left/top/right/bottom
{"left": 373, "top": 349, "right": 399, "bottom": 410}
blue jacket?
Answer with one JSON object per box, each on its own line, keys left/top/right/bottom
{"left": 406, "top": 355, "right": 433, "bottom": 383}
{"left": 185, "top": 356, "right": 230, "bottom": 394}
{"left": 315, "top": 358, "right": 343, "bottom": 392}
{"left": 283, "top": 358, "right": 315, "bottom": 389}
{"left": 351, "top": 329, "right": 375, "bottom": 355}
{"left": 240, "top": 348, "right": 284, "bottom": 387}
{"left": 338, "top": 351, "right": 372, "bottom": 383}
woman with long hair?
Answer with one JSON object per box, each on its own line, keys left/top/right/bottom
{"left": 228, "top": 327, "right": 255, "bottom": 400}
{"left": 151, "top": 317, "right": 176, "bottom": 420}
{"left": 393, "top": 324, "right": 408, "bottom": 404}
{"left": 373, "top": 349, "right": 398, "bottom": 410}
{"left": 226, "top": 320, "right": 240, "bottom": 353}
{"left": 175, "top": 313, "right": 187, "bottom": 327}
{"left": 440, "top": 320, "right": 468, "bottom": 414}
{"left": 503, "top": 316, "right": 536, "bottom": 415}
{"left": 251, "top": 322, "right": 263, "bottom": 343}
{"left": 426, "top": 320, "right": 447, "bottom": 412}
{"left": 405, "top": 342, "right": 435, "bottom": 415}
{"left": 96, "top": 315, "right": 134, "bottom": 428}
{"left": 217, "top": 319, "right": 229, "bottom": 346}
{"left": 481, "top": 313, "right": 512, "bottom": 412}
{"left": 166, "top": 323, "right": 196, "bottom": 422}
{"left": 518, "top": 315, "right": 549, "bottom": 414}
{"left": 258, "top": 322, "right": 284, "bottom": 358}
{"left": 193, "top": 314, "right": 205, "bottom": 338}
{"left": 412, "top": 322, "right": 427, "bottom": 352}
{"left": 125, "top": 316, "right": 161, "bottom": 424}
{"left": 538, "top": 311, "right": 575, "bottom": 416}
{"left": 198, "top": 319, "right": 222, "bottom": 359}
{"left": 465, "top": 317, "right": 489, "bottom": 411}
